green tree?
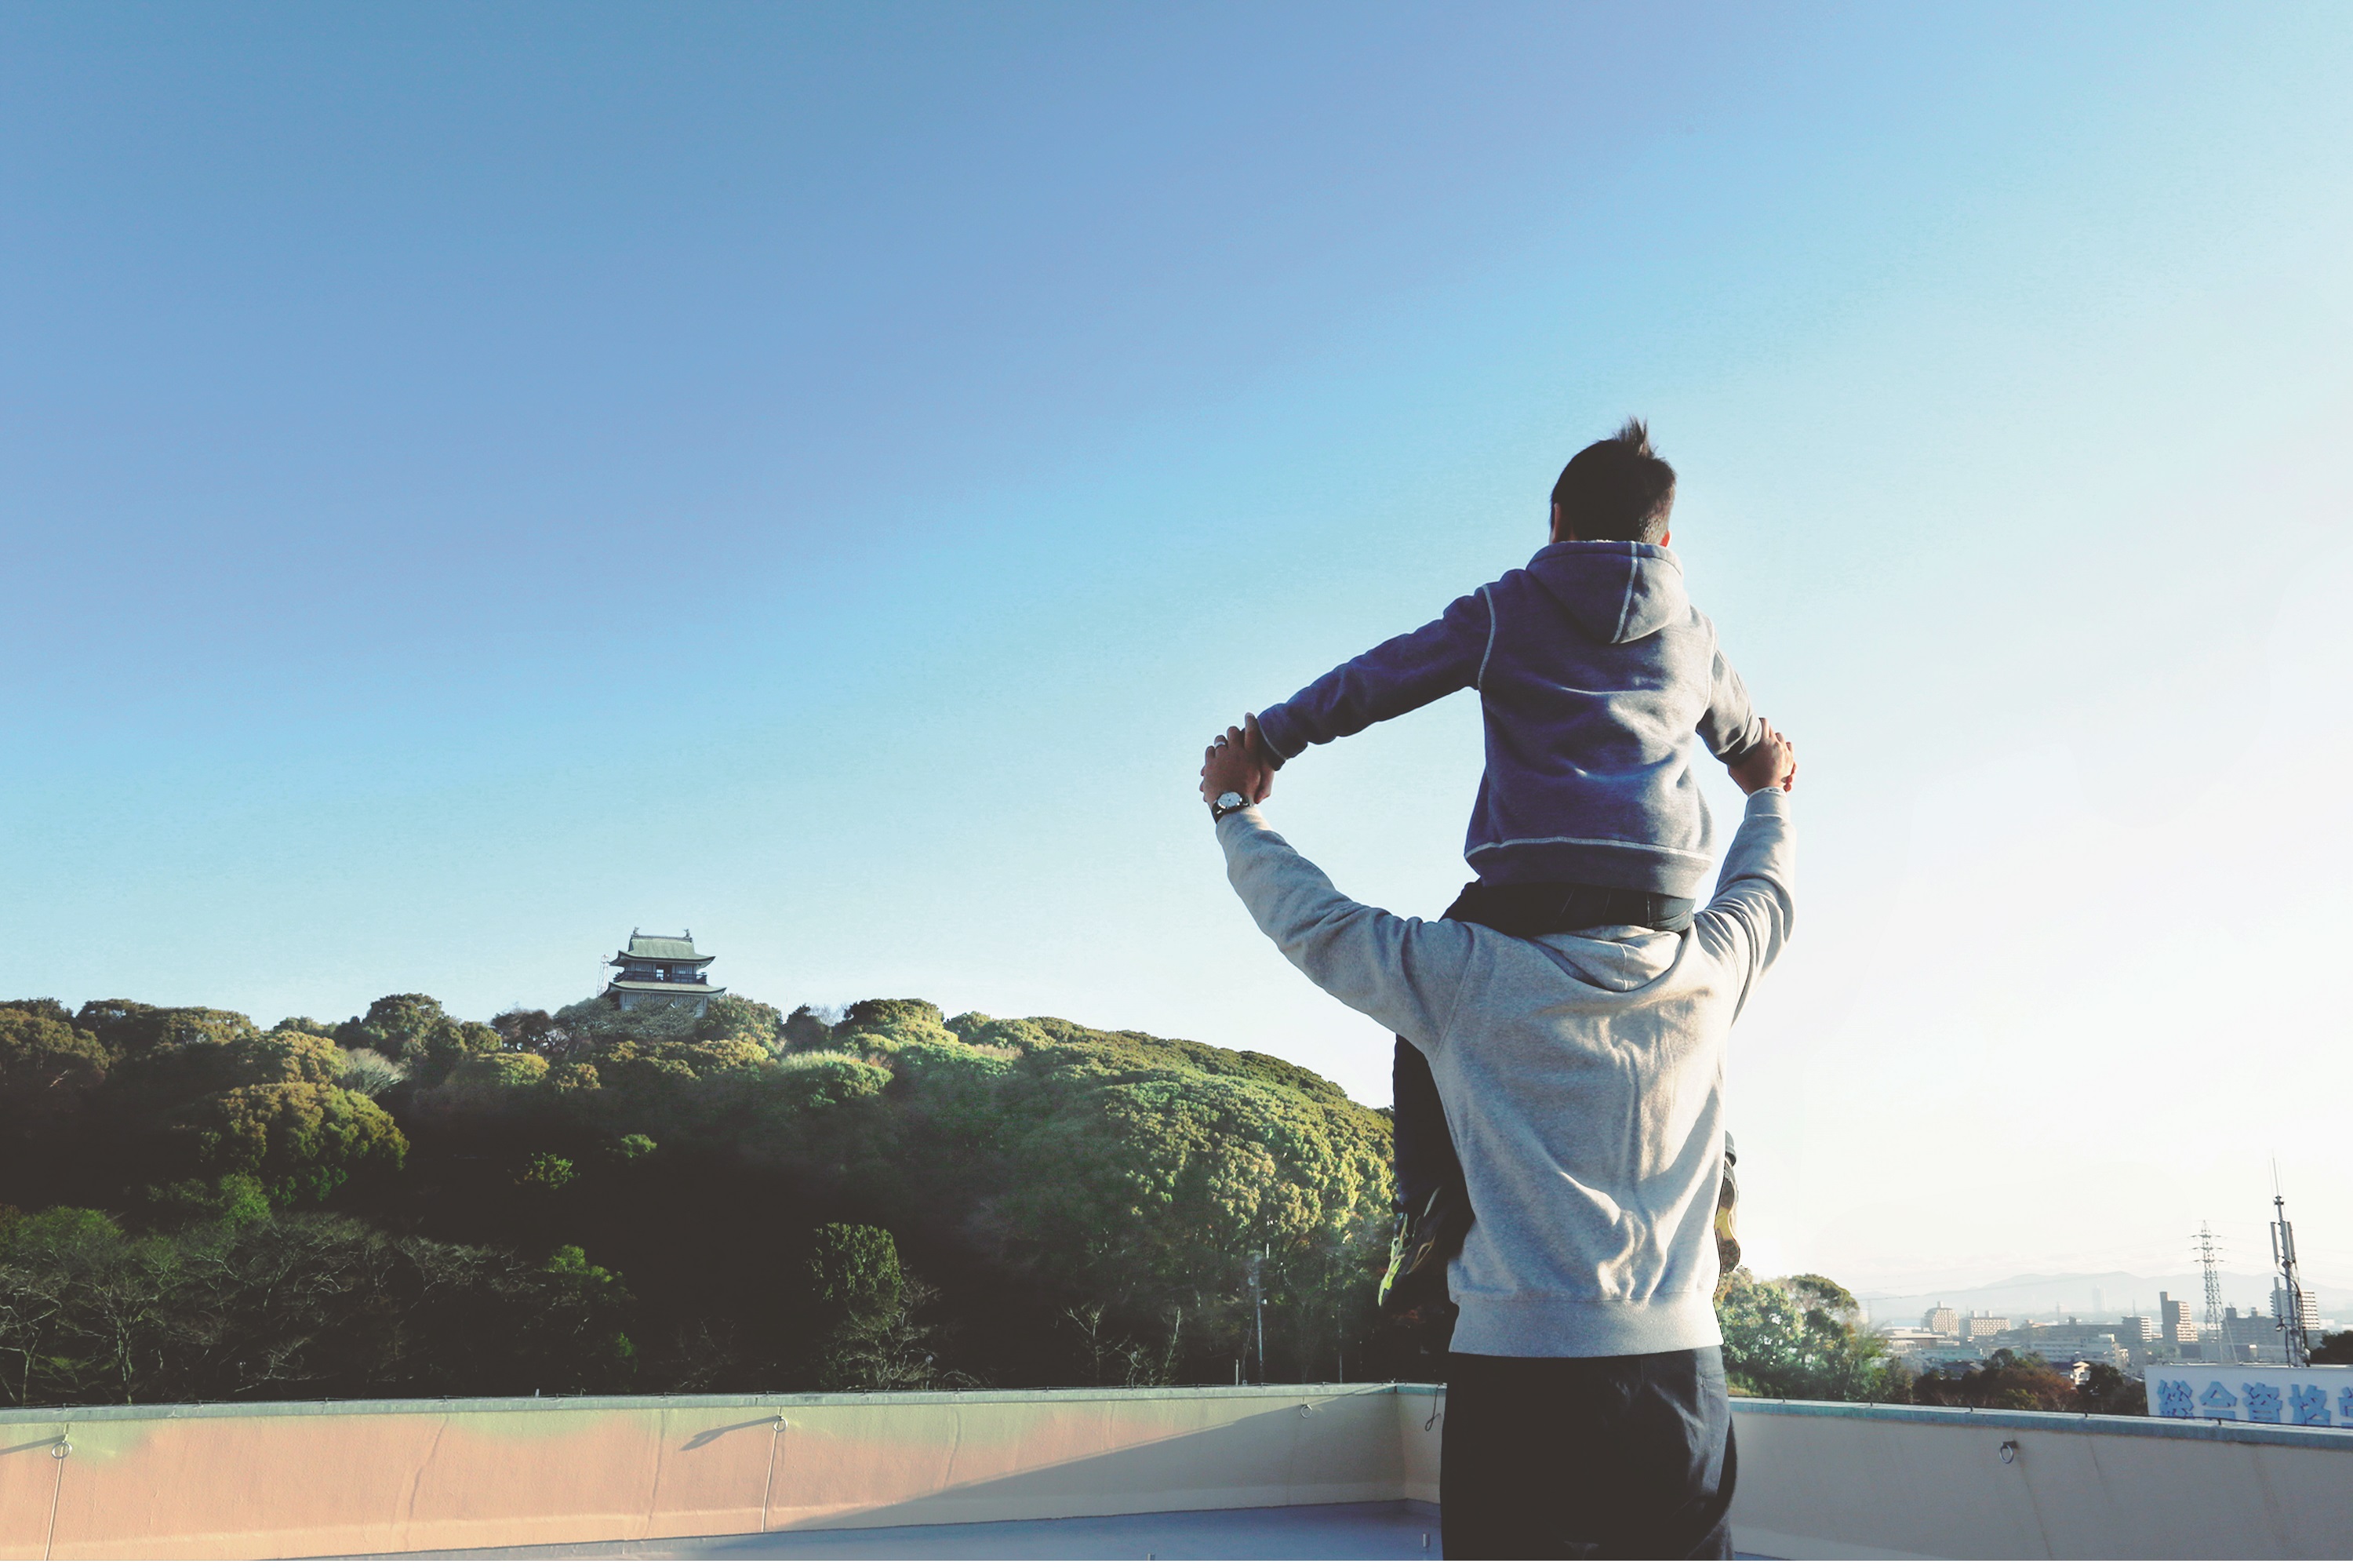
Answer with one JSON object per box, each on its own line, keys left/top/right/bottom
{"left": 173, "top": 1083, "right": 409, "bottom": 1205}
{"left": 0, "top": 1006, "right": 113, "bottom": 1130}
{"left": 335, "top": 994, "right": 445, "bottom": 1059}
{"left": 516, "top": 1153, "right": 576, "bottom": 1191}
{"left": 142, "top": 1173, "right": 273, "bottom": 1229}
{"left": 64, "top": 1000, "right": 263, "bottom": 1114}
{"left": 1717, "top": 1269, "right": 1892, "bottom": 1400}
{"left": 802, "top": 1224, "right": 951, "bottom": 1392}
{"left": 2074, "top": 1362, "right": 2148, "bottom": 1414}
{"left": 0, "top": 999, "right": 73, "bottom": 1024}
{"left": 490, "top": 1008, "right": 561, "bottom": 1054}
{"left": 808, "top": 1223, "right": 904, "bottom": 1319}
{"left": 818, "top": 1004, "right": 1392, "bottom": 1382}
{"left": 225, "top": 1030, "right": 347, "bottom": 1087}
{"left": 333, "top": 1049, "right": 408, "bottom": 1096}
{"left": 0, "top": 1212, "right": 641, "bottom": 1406}
{"left": 535, "top": 1245, "right": 638, "bottom": 1392}
{"left": 551, "top": 995, "right": 704, "bottom": 1047}
{"left": 442, "top": 1053, "right": 551, "bottom": 1092}
{"left": 586, "top": 1035, "right": 776, "bottom": 1108}
{"left": 0, "top": 1206, "right": 123, "bottom": 1253}
{"left": 1912, "top": 1348, "right": 2081, "bottom": 1412}
{"left": 694, "top": 995, "right": 783, "bottom": 1049}
{"left": 336, "top": 995, "right": 496, "bottom": 1083}
{"left": 781, "top": 1006, "right": 832, "bottom": 1050}
{"left": 836, "top": 999, "right": 944, "bottom": 1037}
{"left": 75, "top": 1000, "right": 255, "bottom": 1063}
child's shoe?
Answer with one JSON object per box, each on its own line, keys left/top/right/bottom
{"left": 1377, "top": 1182, "right": 1473, "bottom": 1312}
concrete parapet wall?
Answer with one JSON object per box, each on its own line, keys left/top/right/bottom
{"left": 9, "top": 1384, "right": 2350, "bottom": 1559}
{"left": 0, "top": 1384, "right": 1426, "bottom": 1560}
{"left": 1728, "top": 1397, "right": 2353, "bottom": 1559}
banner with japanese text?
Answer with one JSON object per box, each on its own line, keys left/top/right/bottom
{"left": 2146, "top": 1364, "right": 2353, "bottom": 1426}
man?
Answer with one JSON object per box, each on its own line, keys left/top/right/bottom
{"left": 1198, "top": 719, "right": 1796, "bottom": 1559}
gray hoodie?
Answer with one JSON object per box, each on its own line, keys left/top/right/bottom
{"left": 1254, "top": 541, "right": 1763, "bottom": 897}
{"left": 1217, "top": 786, "right": 1795, "bottom": 1358}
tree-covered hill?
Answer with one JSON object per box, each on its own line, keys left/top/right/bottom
{"left": 0, "top": 991, "right": 2142, "bottom": 1416}
{"left": 0, "top": 991, "right": 1396, "bottom": 1406}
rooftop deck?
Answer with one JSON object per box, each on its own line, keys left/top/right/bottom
{"left": 5, "top": 1382, "right": 2350, "bottom": 1559}
{"left": 362, "top": 1500, "right": 1444, "bottom": 1559}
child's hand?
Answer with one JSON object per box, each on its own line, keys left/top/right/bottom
{"left": 1240, "top": 713, "right": 1277, "bottom": 802}
{"left": 1729, "top": 721, "right": 1797, "bottom": 795}
{"left": 1201, "top": 725, "right": 1274, "bottom": 807}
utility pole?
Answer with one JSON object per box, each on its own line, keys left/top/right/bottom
{"left": 1246, "top": 1251, "right": 1266, "bottom": 1384}
{"left": 2195, "top": 1224, "right": 2231, "bottom": 1366}
{"left": 2272, "top": 1166, "right": 2312, "bottom": 1369}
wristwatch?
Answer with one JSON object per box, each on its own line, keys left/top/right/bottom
{"left": 1209, "top": 790, "right": 1249, "bottom": 822}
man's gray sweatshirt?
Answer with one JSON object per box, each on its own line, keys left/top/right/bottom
{"left": 1217, "top": 786, "right": 1795, "bottom": 1359}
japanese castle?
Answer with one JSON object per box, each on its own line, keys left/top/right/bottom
{"left": 604, "top": 930, "right": 726, "bottom": 1013}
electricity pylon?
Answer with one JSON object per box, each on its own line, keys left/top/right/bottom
{"left": 2195, "top": 1224, "right": 2231, "bottom": 1366}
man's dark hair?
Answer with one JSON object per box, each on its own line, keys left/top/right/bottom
{"left": 1551, "top": 417, "right": 1676, "bottom": 544}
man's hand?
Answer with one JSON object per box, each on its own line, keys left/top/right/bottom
{"left": 1201, "top": 722, "right": 1273, "bottom": 808}
{"left": 1729, "top": 720, "right": 1797, "bottom": 795}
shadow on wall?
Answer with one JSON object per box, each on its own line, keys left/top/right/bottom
{"left": 762, "top": 1388, "right": 1409, "bottom": 1533}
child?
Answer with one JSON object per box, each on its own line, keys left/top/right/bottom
{"left": 1234, "top": 419, "right": 1775, "bottom": 1317}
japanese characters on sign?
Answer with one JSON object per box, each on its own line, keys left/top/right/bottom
{"left": 2148, "top": 1366, "right": 2353, "bottom": 1425}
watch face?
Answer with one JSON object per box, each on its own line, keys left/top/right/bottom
{"left": 1217, "top": 791, "right": 1246, "bottom": 811}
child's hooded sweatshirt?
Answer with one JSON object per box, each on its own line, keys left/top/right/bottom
{"left": 1254, "top": 540, "right": 1762, "bottom": 899}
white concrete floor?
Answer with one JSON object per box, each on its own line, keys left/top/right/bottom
{"left": 369, "top": 1501, "right": 1446, "bottom": 1560}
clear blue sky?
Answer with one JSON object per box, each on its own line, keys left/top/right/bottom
{"left": 5, "top": 2, "right": 2350, "bottom": 1296}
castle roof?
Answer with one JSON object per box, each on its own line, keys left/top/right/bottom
{"left": 613, "top": 931, "right": 711, "bottom": 965}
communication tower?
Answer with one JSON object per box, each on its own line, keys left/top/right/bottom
{"left": 2271, "top": 1170, "right": 2312, "bottom": 1369}
{"left": 2195, "top": 1224, "right": 2231, "bottom": 1366}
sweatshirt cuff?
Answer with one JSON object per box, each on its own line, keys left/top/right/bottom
{"left": 1213, "top": 803, "right": 1268, "bottom": 837}
{"left": 1253, "top": 705, "right": 1304, "bottom": 765}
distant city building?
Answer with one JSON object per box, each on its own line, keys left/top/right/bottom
{"left": 2273, "top": 1286, "right": 2320, "bottom": 1337}
{"left": 1917, "top": 1344, "right": 1986, "bottom": 1371}
{"left": 1963, "top": 1315, "right": 2010, "bottom": 1341}
{"left": 604, "top": 930, "right": 726, "bottom": 1014}
{"left": 1922, "top": 1305, "right": 1959, "bottom": 1336}
{"left": 2220, "top": 1308, "right": 2271, "bottom": 1363}
{"left": 2012, "top": 1321, "right": 2130, "bottom": 1370}
{"left": 2116, "top": 1314, "right": 2155, "bottom": 1344}
{"left": 2141, "top": 1303, "right": 2283, "bottom": 1365}
{"left": 1878, "top": 1326, "right": 1951, "bottom": 1372}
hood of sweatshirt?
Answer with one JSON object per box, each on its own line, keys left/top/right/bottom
{"left": 1524, "top": 540, "right": 1687, "bottom": 646}
{"left": 1531, "top": 927, "right": 1682, "bottom": 993}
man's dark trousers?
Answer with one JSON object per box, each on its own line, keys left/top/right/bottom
{"left": 1441, "top": 1347, "right": 1736, "bottom": 1560}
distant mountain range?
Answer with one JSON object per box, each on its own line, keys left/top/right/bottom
{"left": 1851, "top": 1269, "right": 2350, "bottom": 1329}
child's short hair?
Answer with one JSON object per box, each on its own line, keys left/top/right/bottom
{"left": 1551, "top": 418, "right": 1676, "bottom": 544}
